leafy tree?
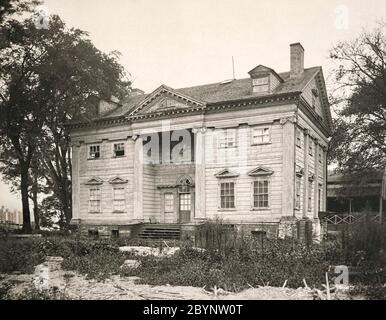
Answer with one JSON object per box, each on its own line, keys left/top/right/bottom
{"left": 0, "top": 0, "right": 40, "bottom": 23}
{"left": 0, "top": 13, "right": 130, "bottom": 231}
{"left": 329, "top": 24, "right": 386, "bottom": 173}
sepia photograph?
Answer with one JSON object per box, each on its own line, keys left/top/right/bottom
{"left": 0, "top": 0, "right": 385, "bottom": 307}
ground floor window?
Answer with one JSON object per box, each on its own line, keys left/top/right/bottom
{"left": 179, "top": 193, "right": 191, "bottom": 211}
{"left": 220, "top": 182, "right": 235, "bottom": 209}
{"left": 295, "top": 176, "right": 301, "bottom": 209}
{"left": 253, "top": 180, "right": 269, "bottom": 208}
{"left": 113, "top": 187, "right": 125, "bottom": 212}
{"left": 89, "top": 188, "right": 101, "bottom": 213}
{"left": 164, "top": 193, "right": 174, "bottom": 212}
{"left": 308, "top": 181, "right": 313, "bottom": 212}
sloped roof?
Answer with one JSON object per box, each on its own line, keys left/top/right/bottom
{"left": 104, "top": 66, "right": 321, "bottom": 119}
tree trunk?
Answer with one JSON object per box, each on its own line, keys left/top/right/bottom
{"left": 20, "top": 163, "right": 32, "bottom": 233}
{"left": 32, "top": 176, "right": 40, "bottom": 230}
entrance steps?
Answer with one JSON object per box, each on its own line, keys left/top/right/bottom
{"left": 136, "top": 224, "right": 181, "bottom": 240}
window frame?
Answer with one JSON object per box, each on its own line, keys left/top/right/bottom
{"left": 295, "top": 176, "right": 302, "bottom": 210}
{"left": 252, "top": 76, "right": 269, "bottom": 94}
{"left": 307, "top": 180, "right": 313, "bottom": 212}
{"left": 252, "top": 179, "right": 270, "bottom": 210}
{"left": 89, "top": 188, "right": 101, "bottom": 213}
{"left": 89, "top": 145, "right": 101, "bottom": 159}
{"left": 164, "top": 193, "right": 174, "bottom": 213}
{"left": 113, "top": 187, "right": 125, "bottom": 213}
{"left": 113, "top": 143, "right": 125, "bottom": 157}
{"left": 219, "top": 128, "right": 237, "bottom": 149}
{"left": 219, "top": 181, "right": 236, "bottom": 210}
{"left": 252, "top": 127, "right": 271, "bottom": 145}
{"left": 296, "top": 129, "right": 302, "bottom": 148}
{"left": 309, "top": 141, "right": 314, "bottom": 156}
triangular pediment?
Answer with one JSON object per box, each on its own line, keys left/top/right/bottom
{"left": 215, "top": 169, "right": 239, "bottom": 179}
{"left": 85, "top": 177, "right": 103, "bottom": 185}
{"left": 109, "top": 176, "right": 128, "bottom": 184}
{"left": 129, "top": 85, "right": 205, "bottom": 116}
{"left": 247, "top": 166, "right": 274, "bottom": 177}
{"left": 248, "top": 65, "right": 284, "bottom": 82}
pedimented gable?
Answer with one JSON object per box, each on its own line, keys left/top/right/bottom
{"left": 85, "top": 177, "right": 103, "bottom": 185}
{"left": 109, "top": 176, "right": 128, "bottom": 184}
{"left": 129, "top": 85, "right": 205, "bottom": 116}
{"left": 247, "top": 166, "right": 274, "bottom": 177}
{"left": 215, "top": 169, "right": 239, "bottom": 179}
{"left": 301, "top": 69, "right": 333, "bottom": 133}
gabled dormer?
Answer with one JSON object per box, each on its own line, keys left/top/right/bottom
{"left": 248, "top": 65, "right": 284, "bottom": 95}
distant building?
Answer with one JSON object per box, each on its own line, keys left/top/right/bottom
{"left": 0, "top": 205, "right": 23, "bottom": 225}
{"left": 327, "top": 169, "right": 386, "bottom": 216}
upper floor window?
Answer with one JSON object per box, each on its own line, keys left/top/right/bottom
{"left": 252, "top": 77, "right": 269, "bottom": 93}
{"left": 252, "top": 127, "right": 270, "bottom": 145}
{"left": 296, "top": 129, "right": 302, "bottom": 148}
{"left": 253, "top": 180, "right": 269, "bottom": 208}
{"left": 220, "top": 182, "right": 235, "bottom": 209}
{"left": 219, "top": 129, "right": 237, "bottom": 148}
{"left": 309, "top": 142, "right": 314, "bottom": 156}
{"left": 114, "top": 143, "right": 125, "bottom": 157}
{"left": 89, "top": 188, "right": 101, "bottom": 213}
{"left": 89, "top": 145, "right": 100, "bottom": 159}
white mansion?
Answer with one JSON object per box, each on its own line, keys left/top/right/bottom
{"left": 68, "top": 43, "right": 332, "bottom": 240}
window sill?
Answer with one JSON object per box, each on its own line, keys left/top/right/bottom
{"left": 219, "top": 146, "right": 237, "bottom": 149}
{"left": 87, "top": 158, "right": 101, "bottom": 161}
{"left": 251, "top": 208, "right": 270, "bottom": 211}
{"left": 113, "top": 211, "right": 125, "bottom": 214}
{"left": 113, "top": 155, "right": 125, "bottom": 158}
{"left": 251, "top": 142, "right": 272, "bottom": 146}
{"left": 88, "top": 211, "right": 101, "bottom": 214}
{"left": 217, "top": 208, "right": 237, "bottom": 211}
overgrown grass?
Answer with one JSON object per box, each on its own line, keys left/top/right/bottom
{"left": 1, "top": 218, "right": 385, "bottom": 299}
{"left": 122, "top": 238, "right": 335, "bottom": 291}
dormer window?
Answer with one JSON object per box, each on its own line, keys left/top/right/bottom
{"left": 252, "top": 76, "right": 269, "bottom": 93}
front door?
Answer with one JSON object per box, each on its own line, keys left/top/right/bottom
{"left": 179, "top": 193, "right": 191, "bottom": 223}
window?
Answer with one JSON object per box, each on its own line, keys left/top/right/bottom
{"left": 253, "top": 180, "right": 269, "bottom": 208}
{"left": 164, "top": 193, "right": 174, "bottom": 212}
{"left": 114, "top": 143, "right": 125, "bottom": 157}
{"left": 296, "top": 129, "right": 302, "bottom": 148}
{"left": 89, "top": 145, "right": 100, "bottom": 159}
{"left": 318, "top": 185, "right": 322, "bottom": 211}
{"left": 295, "top": 177, "right": 301, "bottom": 209}
{"left": 219, "top": 129, "right": 236, "bottom": 148}
{"left": 179, "top": 193, "right": 191, "bottom": 211}
{"left": 252, "top": 77, "right": 269, "bottom": 93}
{"left": 89, "top": 188, "right": 101, "bottom": 213}
{"left": 113, "top": 187, "right": 125, "bottom": 212}
{"left": 312, "top": 95, "right": 316, "bottom": 109}
{"left": 308, "top": 181, "right": 313, "bottom": 212}
{"left": 309, "top": 142, "right": 313, "bottom": 156}
{"left": 220, "top": 182, "right": 235, "bottom": 209}
{"left": 252, "top": 127, "right": 270, "bottom": 144}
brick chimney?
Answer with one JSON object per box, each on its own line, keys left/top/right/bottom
{"left": 290, "top": 43, "right": 304, "bottom": 78}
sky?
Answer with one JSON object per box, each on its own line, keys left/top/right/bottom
{"left": 1, "top": 0, "right": 385, "bottom": 210}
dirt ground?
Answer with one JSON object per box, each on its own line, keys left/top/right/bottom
{"left": 0, "top": 269, "right": 353, "bottom": 300}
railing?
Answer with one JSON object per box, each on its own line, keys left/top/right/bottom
{"left": 322, "top": 213, "right": 381, "bottom": 225}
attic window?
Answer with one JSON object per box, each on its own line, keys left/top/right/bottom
{"left": 89, "top": 145, "right": 100, "bottom": 159}
{"left": 252, "top": 77, "right": 269, "bottom": 93}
